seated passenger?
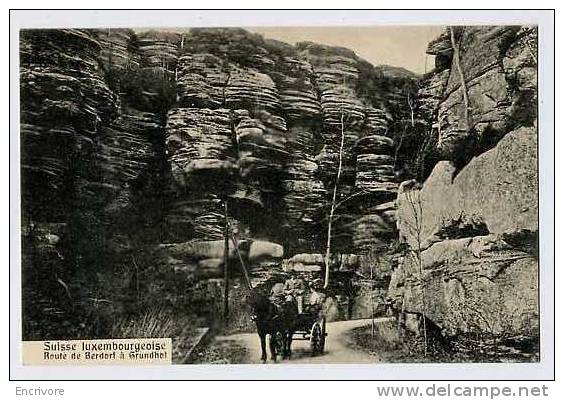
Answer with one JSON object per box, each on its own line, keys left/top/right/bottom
{"left": 283, "top": 275, "right": 306, "bottom": 314}
{"left": 309, "top": 279, "right": 326, "bottom": 315}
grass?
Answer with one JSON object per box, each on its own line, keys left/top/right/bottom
{"left": 112, "top": 308, "right": 176, "bottom": 339}
{"left": 111, "top": 307, "right": 211, "bottom": 363}
{"left": 346, "top": 320, "right": 539, "bottom": 363}
{"left": 191, "top": 339, "right": 249, "bottom": 364}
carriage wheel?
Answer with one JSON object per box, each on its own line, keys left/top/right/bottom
{"left": 320, "top": 318, "right": 326, "bottom": 353}
{"left": 310, "top": 322, "right": 323, "bottom": 355}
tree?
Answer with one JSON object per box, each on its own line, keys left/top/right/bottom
{"left": 403, "top": 189, "right": 429, "bottom": 356}
{"left": 449, "top": 26, "right": 472, "bottom": 133}
{"left": 324, "top": 76, "right": 347, "bottom": 289}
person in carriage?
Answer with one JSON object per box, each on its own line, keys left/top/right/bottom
{"left": 282, "top": 274, "right": 307, "bottom": 313}
{"left": 308, "top": 278, "right": 326, "bottom": 311}
{"left": 270, "top": 275, "right": 325, "bottom": 316}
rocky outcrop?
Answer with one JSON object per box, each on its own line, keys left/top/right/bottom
{"left": 297, "top": 42, "right": 402, "bottom": 254}
{"left": 19, "top": 29, "right": 173, "bottom": 339}
{"left": 390, "top": 124, "right": 538, "bottom": 338}
{"left": 176, "top": 53, "right": 228, "bottom": 108}
{"left": 20, "top": 29, "right": 119, "bottom": 222}
{"left": 388, "top": 234, "right": 538, "bottom": 336}
{"left": 396, "top": 125, "right": 537, "bottom": 249}
{"left": 130, "top": 30, "right": 180, "bottom": 113}
{"left": 235, "top": 110, "right": 289, "bottom": 185}
{"left": 419, "top": 26, "right": 537, "bottom": 164}
{"left": 166, "top": 196, "right": 230, "bottom": 242}
{"left": 386, "top": 25, "right": 538, "bottom": 344}
{"left": 91, "top": 28, "right": 140, "bottom": 90}
{"left": 137, "top": 30, "right": 180, "bottom": 73}
{"left": 166, "top": 107, "right": 236, "bottom": 187}
{"left": 386, "top": 24, "right": 539, "bottom": 342}
{"left": 388, "top": 26, "right": 539, "bottom": 338}
{"left": 275, "top": 56, "right": 321, "bottom": 121}
{"left": 164, "top": 29, "right": 413, "bottom": 258}
{"left": 94, "top": 108, "right": 160, "bottom": 218}
{"left": 21, "top": 26, "right": 538, "bottom": 341}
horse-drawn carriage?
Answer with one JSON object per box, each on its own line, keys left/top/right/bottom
{"left": 274, "top": 303, "right": 327, "bottom": 356}
{"left": 248, "top": 280, "right": 328, "bottom": 362}
{"left": 247, "top": 269, "right": 362, "bottom": 362}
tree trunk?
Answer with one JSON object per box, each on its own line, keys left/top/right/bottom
{"left": 223, "top": 201, "right": 229, "bottom": 323}
{"left": 449, "top": 26, "right": 471, "bottom": 133}
{"left": 324, "top": 79, "right": 347, "bottom": 289}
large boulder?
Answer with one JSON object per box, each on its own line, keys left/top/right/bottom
{"left": 159, "top": 240, "right": 237, "bottom": 261}
{"left": 397, "top": 125, "right": 537, "bottom": 249}
{"left": 392, "top": 123, "right": 538, "bottom": 339}
{"left": 248, "top": 241, "right": 284, "bottom": 263}
{"left": 388, "top": 234, "right": 538, "bottom": 336}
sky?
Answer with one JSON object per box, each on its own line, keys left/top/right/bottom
{"left": 138, "top": 25, "right": 446, "bottom": 75}
{"left": 247, "top": 26, "right": 446, "bottom": 74}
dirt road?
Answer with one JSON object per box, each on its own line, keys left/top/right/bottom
{"left": 212, "top": 317, "right": 393, "bottom": 364}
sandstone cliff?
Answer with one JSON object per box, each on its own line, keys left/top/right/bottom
{"left": 20, "top": 27, "right": 416, "bottom": 337}
{"left": 389, "top": 26, "right": 538, "bottom": 350}
{"left": 19, "top": 26, "right": 538, "bottom": 346}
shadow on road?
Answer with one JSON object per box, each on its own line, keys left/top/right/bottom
{"left": 285, "top": 347, "right": 328, "bottom": 361}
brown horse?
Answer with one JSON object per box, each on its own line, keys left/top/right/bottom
{"left": 247, "top": 288, "right": 298, "bottom": 363}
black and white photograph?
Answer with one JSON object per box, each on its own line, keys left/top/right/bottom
{"left": 9, "top": 9, "right": 555, "bottom": 382}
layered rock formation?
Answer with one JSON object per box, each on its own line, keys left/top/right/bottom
{"left": 162, "top": 29, "right": 411, "bottom": 264}
{"left": 296, "top": 42, "right": 403, "bottom": 254}
{"left": 20, "top": 29, "right": 118, "bottom": 222}
{"left": 20, "top": 27, "right": 423, "bottom": 337}
{"left": 389, "top": 26, "right": 538, "bottom": 343}
{"left": 20, "top": 29, "right": 157, "bottom": 339}
{"left": 59, "top": 28, "right": 404, "bottom": 293}
{"left": 20, "top": 26, "right": 538, "bottom": 341}
{"left": 397, "top": 126, "right": 537, "bottom": 249}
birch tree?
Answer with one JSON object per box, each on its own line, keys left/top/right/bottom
{"left": 324, "top": 76, "right": 347, "bottom": 289}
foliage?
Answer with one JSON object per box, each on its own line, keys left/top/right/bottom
{"left": 111, "top": 307, "right": 176, "bottom": 338}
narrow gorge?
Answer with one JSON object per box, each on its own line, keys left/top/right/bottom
{"left": 20, "top": 26, "right": 538, "bottom": 360}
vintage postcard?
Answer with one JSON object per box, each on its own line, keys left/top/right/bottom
{"left": 9, "top": 9, "right": 554, "bottom": 380}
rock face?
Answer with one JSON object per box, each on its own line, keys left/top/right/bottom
{"left": 296, "top": 42, "right": 403, "bottom": 254}
{"left": 21, "top": 28, "right": 414, "bottom": 309}
{"left": 95, "top": 108, "right": 160, "bottom": 219}
{"left": 388, "top": 234, "right": 538, "bottom": 336}
{"left": 20, "top": 26, "right": 537, "bottom": 341}
{"left": 417, "top": 26, "right": 537, "bottom": 164}
{"left": 390, "top": 110, "right": 538, "bottom": 337}
{"left": 20, "top": 29, "right": 119, "bottom": 221}
{"left": 92, "top": 28, "right": 140, "bottom": 88}
{"left": 20, "top": 28, "right": 174, "bottom": 339}
{"left": 397, "top": 126, "right": 537, "bottom": 249}
{"left": 163, "top": 29, "right": 412, "bottom": 259}
{"left": 386, "top": 26, "right": 538, "bottom": 341}
{"left": 166, "top": 107, "right": 236, "bottom": 186}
